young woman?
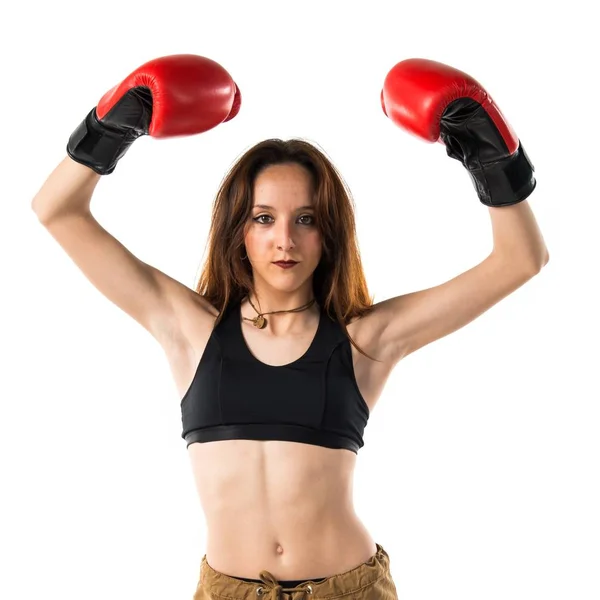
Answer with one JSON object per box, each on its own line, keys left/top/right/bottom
{"left": 31, "top": 54, "right": 548, "bottom": 599}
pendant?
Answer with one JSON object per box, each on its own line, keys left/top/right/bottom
{"left": 254, "top": 315, "right": 266, "bottom": 329}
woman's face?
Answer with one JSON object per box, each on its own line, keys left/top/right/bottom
{"left": 243, "top": 162, "right": 322, "bottom": 290}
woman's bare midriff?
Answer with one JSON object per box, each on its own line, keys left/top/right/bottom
{"left": 187, "top": 439, "right": 377, "bottom": 580}
{"left": 164, "top": 293, "right": 394, "bottom": 580}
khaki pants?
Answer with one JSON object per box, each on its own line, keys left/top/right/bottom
{"left": 193, "top": 542, "right": 398, "bottom": 599}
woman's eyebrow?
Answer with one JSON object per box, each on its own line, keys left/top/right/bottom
{"left": 253, "top": 204, "right": 314, "bottom": 210}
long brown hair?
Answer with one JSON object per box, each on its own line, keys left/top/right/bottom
{"left": 195, "top": 138, "right": 381, "bottom": 362}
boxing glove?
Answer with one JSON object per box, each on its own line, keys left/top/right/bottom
{"left": 67, "top": 54, "right": 242, "bottom": 175}
{"left": 380, "top": 58, "right": 535, "bottom": 207}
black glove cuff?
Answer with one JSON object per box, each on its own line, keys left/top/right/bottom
{"left": 468, "top": 141, "right": 536, "bottom": 207}
{"left": 66, "top": 108, "right": 139, "bottom": 175}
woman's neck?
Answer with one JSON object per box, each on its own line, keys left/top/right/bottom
{"left": 241, "top": 294, "right": 320, "bottom": 336}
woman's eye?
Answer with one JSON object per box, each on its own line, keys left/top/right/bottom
{"left": 253, "top": 215, "right": 314, "bottom": 225}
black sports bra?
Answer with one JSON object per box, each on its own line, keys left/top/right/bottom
{"left": 181, "top": 300, "right": 370, "bottom": 453}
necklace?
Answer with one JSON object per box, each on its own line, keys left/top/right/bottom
{"left": 242, "top": 295, "right": 317, "bottom": 329}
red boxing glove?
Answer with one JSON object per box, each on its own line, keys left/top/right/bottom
{"left": 67, "top": 54, "right": 242, "bottom": 175}
{"left": 380, "top": 58, "right": 535, "bottom": 207}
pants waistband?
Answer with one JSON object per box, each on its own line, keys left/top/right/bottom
{"left": 198, "top": 543, "right": 392, "bottom": 599}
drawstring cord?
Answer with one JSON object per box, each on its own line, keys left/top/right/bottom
{"left": 255, "top": 570, "right": 314, "bottom": 598}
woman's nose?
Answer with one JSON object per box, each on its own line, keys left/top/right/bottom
{"left": 273, "top": 223, "right": 295, "bottom": 247}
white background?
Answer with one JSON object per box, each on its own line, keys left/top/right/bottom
{"left": 2, "top": 1, "right": 598, "bottom": 599}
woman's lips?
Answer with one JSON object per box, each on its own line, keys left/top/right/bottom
{"left": 273, "top": 261, "right": 298, "bottom": 268}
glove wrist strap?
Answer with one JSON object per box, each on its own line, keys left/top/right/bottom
{"left": 468, "top": 141, "right": 536, "bottom": 207}
{"left": 66, "top": 108, "right": 139, "bottom": 176}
